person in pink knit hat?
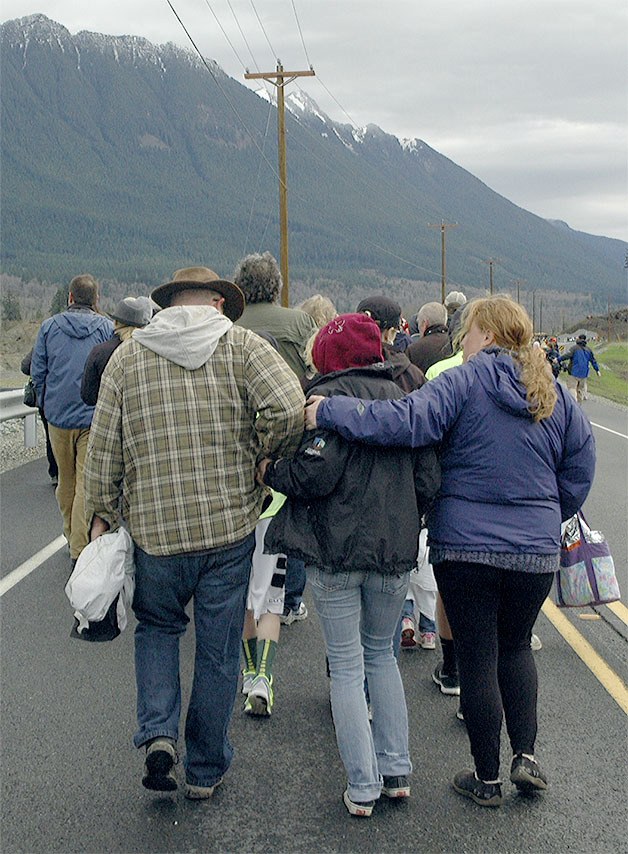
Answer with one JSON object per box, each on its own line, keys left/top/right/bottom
{"left": 257, "top": 313, "right": 440, "bottom": 818}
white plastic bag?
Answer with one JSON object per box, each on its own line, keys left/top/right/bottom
{"left": 65, "top": 528, "right": 135, "bottom": 632}
{"left": 408, "top": 529, "right": 437, "bottom": 623}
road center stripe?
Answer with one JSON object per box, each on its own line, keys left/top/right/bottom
{"left": 606, "top": 601, "right": 628, "bottom": 626}
{"left": 0, "top": 536, "right": 66, "bottom": 597}
{"left": 542, "top": 599, "right": 628, "bottom": 715}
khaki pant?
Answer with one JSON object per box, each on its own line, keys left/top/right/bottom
{"left": 48, "top": 425, "right": 90, "bottom": 559}
{"left": 566, "top": 374, "right": 588, "bottom": 403}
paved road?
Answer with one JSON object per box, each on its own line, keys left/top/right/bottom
{"left": 1, "top": 397, "right": 627, "bottom": 853}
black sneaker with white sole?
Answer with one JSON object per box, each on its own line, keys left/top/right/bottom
{"left": 452, "top": 770, "right": 503, "bottom": 807}
{"left": 381, "top": 775, "right": 410, "bottom": 798}
{"left": 343, "top": 790, "right": 375, "bottom": 817}
{"left": 432, "top": 663, "right": 460, "bottom": 696}
{"left": 142, "top": 738, "right": 178, "bottom": 792}
{"left": 510, "top": 754, "right": 548, "bottom": 793}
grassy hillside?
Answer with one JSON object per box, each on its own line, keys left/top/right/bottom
{"left": 593, "top": 342, "right": 628, "bottom": 405}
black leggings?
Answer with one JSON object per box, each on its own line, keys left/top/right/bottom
{"left": 434, "top": 561, "right": 554, "bottom": 781}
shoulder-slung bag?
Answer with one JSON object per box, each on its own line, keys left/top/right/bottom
{"left": 23, "top": 377, "right": 37, "bottom": 407}
{"left": 555, "top": 511, "right": 621, "bottom": 607}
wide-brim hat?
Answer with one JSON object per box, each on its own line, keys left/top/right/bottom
{"left": 108, "top": 296, "right": 154, "bottom": 328}
{"left": 151, "top": 267, "right": 245, "bottom": 322}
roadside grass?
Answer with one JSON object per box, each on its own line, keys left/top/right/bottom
{"left": 594, "top": 342, "right": 628, "bottom": 406}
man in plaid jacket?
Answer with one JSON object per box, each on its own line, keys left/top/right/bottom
{"left": 84, "top": 266, "right": 304, "bottom": 799}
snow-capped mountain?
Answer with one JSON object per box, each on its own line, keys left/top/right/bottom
{"left": 1, "top": 13, "right": 624, "bottom": 305}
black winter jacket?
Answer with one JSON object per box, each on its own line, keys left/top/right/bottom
{"left": 263, "top": 364, "right": 441, "bottom": 574}
{"left": 81, "top": 334, "right": 122, "bottom": 406}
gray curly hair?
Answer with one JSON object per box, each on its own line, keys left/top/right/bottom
{"left": 233, "top": 252, "right": 282, "bottom": 304}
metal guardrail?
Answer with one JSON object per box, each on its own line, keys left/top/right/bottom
{"left": 0, "top": 389, "right": 39, "bottom": 448}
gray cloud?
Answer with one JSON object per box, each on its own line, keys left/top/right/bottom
{"left": 3, "top": 0, "right": 627, "bottom": 239}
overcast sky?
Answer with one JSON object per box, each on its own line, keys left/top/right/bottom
{"left": 3, "top": 0, "right": 627, "bottom": 241}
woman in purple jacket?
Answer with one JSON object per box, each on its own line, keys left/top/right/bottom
{"left": 305, "top": 296, "right": 595, "bottom": 808}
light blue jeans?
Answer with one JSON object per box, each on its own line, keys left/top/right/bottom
{"left": 132, "top": 533, "right": 254, "bottom": 787}
{"left": 308, "top": 566, "right": 412, "bottom": 802}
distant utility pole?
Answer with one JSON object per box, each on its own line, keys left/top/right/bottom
{"left": 532, "top": 289, "right": 537, "bottom": 332}
{"left": 539, "top": 297, "right": 543, "bottom": 334}
{"left": 608, "top": 297, "right": 612, "bottom": 342}
{"left": 428, "top": 220, "right": 458, "bottom": 303}
{"left": 512, "top": 279, "right": 526, "bottom": 304}
{"left": 485, "top": 258, "right": 500, "bottom": 295}
{"left": 245, "top": 63, "right": 315, "bottom": 307}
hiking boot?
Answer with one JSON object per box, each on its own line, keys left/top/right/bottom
{"left": 452, "top": 770, "right": 502, "bottom": 807}
{"left": 432, "top": 663, "right": 460, "bottom": 696}
{"left": 381, "top": 775, "right": 410, "bottom": 798}
{"left": 244, "top": 674, "right": 274, "bottom": 716}
{"left": 343, "top": 790, "right": 375, "bottom": 817}
{"left": 142, "top": 738, "right": 178, "bottom": 792}
{"left": 419, "top": 631, "right": 436, "bottom": 650}
{"left": 510, "top": 754, "right": 548, "bottom": 793}
{"left": 400, "top": 617, "right": 417, "bottom": 648}
{"left": 280, "top": 602, "right": 308, "bottom": 625}
{"left": 184, "top": 778, "right": 222, "bottom": 800}
{"left": 241, "top": 667, "right": 256, "bottom": 695}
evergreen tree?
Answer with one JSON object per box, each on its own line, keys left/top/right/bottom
{"left": 1, "top": 292, "right": 21, "bottom": 320}
{"left": 50, "top": 285, "right": 68, "bottom": 315}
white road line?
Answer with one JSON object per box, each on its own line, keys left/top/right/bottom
{"left": 591, "top": 421, "right": 628, "bottom": 440}
{"left": 0, "top": 536, "right": 66, "bottom": 597}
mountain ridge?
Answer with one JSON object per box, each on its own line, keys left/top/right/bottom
{"left": 1, "top": 13, "right": 625, "bottom": 307}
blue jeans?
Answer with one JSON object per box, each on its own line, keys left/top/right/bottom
{"left": 132, "top": 534, "right": 254, "bottom": 787}
{"left": 308, "top": 566, "right": 412, "bottom": 802}
{"left": 284, "top": 556, "right": 306, "bottom": 612}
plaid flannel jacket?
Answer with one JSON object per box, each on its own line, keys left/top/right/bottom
{"left": 84, "top": 326, "right": 304, "bottom": 555}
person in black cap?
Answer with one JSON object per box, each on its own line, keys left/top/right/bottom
{"left": 81, "top": 296, "right": 154, "bottom": 406}
{"left": 558, "top": 333, "right": 600, "bottom": 402}
{"left": 356, "top": 295, "right": 426, "bottom": 394}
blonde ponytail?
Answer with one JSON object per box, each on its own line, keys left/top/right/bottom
{"left": 461, "top": 296, "right": 557, "bottom": 421}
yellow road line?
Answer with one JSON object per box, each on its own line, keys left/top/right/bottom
{"left": 606, "top": 601, "right": 628, "bottom": 626}
{"left": 542, "top": 599, "right": 628, "bottom": 715}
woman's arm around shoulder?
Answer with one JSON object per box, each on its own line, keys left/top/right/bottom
{"left": 306, "top": 363, "right": 475, "bottom": 448}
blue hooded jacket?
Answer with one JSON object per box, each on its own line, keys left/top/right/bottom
{"left": 317, "top": 348, "right": 595, "bottom": 568}
{"left": 558, "top": 341, "right": 600, "bottom": 378}
{"left": 31, "top": 307, "right": 114, "bottom": 429}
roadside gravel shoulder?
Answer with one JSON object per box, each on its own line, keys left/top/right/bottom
{"left": 0, "top": 418, "right": 47, "bottom": 474}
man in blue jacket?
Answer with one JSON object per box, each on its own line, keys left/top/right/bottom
{"left": 558, "top": 333, "right": 600, "bottom": 403}
{"left": 31, "top": 275, "right": 114, "bottom": 566}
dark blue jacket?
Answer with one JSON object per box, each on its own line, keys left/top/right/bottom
{"left": 31, "top": 306, "right": 114, "bottom": 429}
{"left": 317, "top": 348, "right": 595, "bottom": 564}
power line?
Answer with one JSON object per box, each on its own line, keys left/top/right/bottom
{"left": 165, "top": 0, "right": 281, "bottom": 185}
{"left": 202, "top": 0, "right": 247, "bottom": 71}
{"left": 226, "top": 0, "right": 263, "bottom": 74}
{"left": 243, "top": 99, "right": 274, "bottom": 256}
{"left": 249, "top": 0, "right": 277, "bottom": 61}
{"left": 290, "top": 0, "right": 312, "bottom": 68}
{"left": 314, "top": 76, "right": 360, "bottom": 129}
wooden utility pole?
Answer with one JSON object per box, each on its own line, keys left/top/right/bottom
{"left": 428, "top": 221, "right": 458, "bottom": 303}
{"left": 532, "top": 290, "right": 537, "bottom": 333}
{"left": 539, "top": 297, "right": 543, "bottom": 334}
{"left": 245, "top": 64, "right": 315, "bottom": 306}
{"left": 512, "top": 278, "right": 526, "bottom": 304}
{"left": 485, "top": 258, "right": 500, "bottom": 295}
